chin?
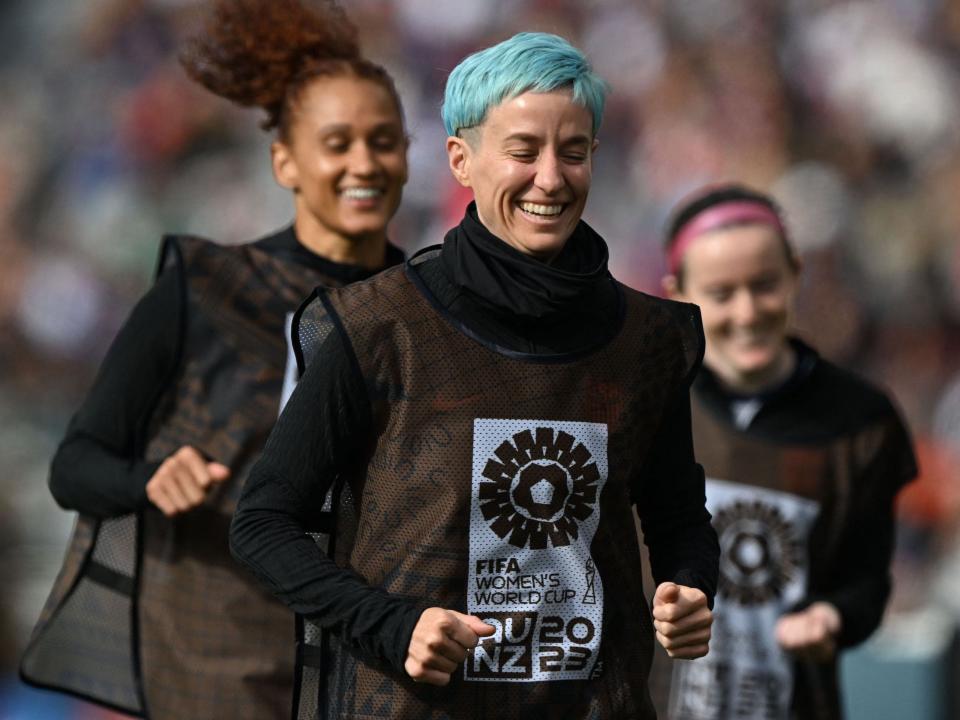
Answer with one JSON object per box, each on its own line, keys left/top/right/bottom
{"left": 734, "top": 351, "right": 782, "bottom": 378}
{"left": 737, "top": 346, "right": 775, "bottom": 365}
{"left": 517, "top": 234, "right": 571, "bottom": 258}
{"left": 342, "top": 219, "right": 390, "bottom": 237}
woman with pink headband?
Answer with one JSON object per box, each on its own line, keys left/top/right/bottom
{"left": 651, "top": 184, "right": 916, "bottom": 719}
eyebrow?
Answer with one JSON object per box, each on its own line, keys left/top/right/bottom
{"left": 502, "top": 132, "right": 539, "bottom": 144}
{"left": 501, "top": 132, "right": 592, "bottom": 146}
{"left": 317, "top": 121, "right": 402, "bottom": 135}
{"left": 317, "top": 123, "right": 351, "bottom": 135}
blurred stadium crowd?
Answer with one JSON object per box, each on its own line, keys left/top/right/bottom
{"left": 2, "top": 0, "right": 960, "bottom": 716}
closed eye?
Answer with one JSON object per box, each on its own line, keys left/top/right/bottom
{"left": 750, "top": 276, "right": 781, "bottom": 293}
{"left": 371, "top": 135, "right": 402, "bottom": 151}
{"left": 322, "top": 134, "right": 351, "bottom": 153}
{"left": 705, "top": 288, "right": 733, "bottom": 303}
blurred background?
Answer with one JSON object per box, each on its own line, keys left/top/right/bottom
{"left": 2, "top": 0, "right": 959, "bottom": 717}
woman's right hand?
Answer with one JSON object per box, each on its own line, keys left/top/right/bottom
{"left": 146, "top": 446, "right": 231, "bottom": 516}
{"left": 404, "top": 608, "right": 495, "bottom": 686}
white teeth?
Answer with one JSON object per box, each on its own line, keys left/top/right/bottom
{"left": 341, "top": 187, "right": 382, "bottom": 199}
{"left": 519, "top": 201, "right": 563, "bottom": 216}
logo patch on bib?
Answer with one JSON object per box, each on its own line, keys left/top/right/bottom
{"left": 468, "top": 420, "right": 608, "bottom": 682}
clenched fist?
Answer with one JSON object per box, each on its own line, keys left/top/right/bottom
{"left": 775, "top": 601, "right": 841, "bottom": 662}
{"left": 653, "top": 582, "right": 713, "bottom": 660}
{"left": 146, "top": 445, "right": 230, "bottom": 517}
{"left": 405, "top": 608, "right": 495, "bottom": 686}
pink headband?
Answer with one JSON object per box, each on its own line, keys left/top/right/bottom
{"left": 668, "top": 200, "right": 785, "bottom": 275}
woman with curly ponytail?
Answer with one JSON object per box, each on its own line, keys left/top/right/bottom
{"left": 180, "top": 0, "right": 408, "bottom": 264}
{"left": 21, "top": 2, "right": 408, "bottom": 718}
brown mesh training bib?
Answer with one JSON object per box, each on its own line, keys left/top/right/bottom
{"left": 294, "top": 251, "right": 704, "bottom": 720}
{"left": 646, "top": 382, "right": 910, "bottom": 720}
{"left": 22, "top": 236, "right": 340, "bottom": 719}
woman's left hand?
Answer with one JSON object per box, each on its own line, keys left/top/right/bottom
{"left": 652, "top": 582, "right": 713, "bottom": 659}
{"left": 775, "top": 601, "right": 842, "bottom": 662}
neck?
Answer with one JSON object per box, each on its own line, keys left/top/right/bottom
{"left": 710, "top": 344, "right": 797, "bottom": 396}
{"left": 440, "top": 203, "right": 610, "bottom": 320}
{"left": 293, "top": 210, "right": 387, "bottom": 270}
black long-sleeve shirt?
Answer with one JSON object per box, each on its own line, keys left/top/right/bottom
{"left": 49, "top": 270, "right": 179, "bottom": 516}
{"left": 231, "top": 209, "right": 719, "bottom": 675}
{"left": 693, "top": 340, "right": 917, "bottom": 647}
{"left": 48, "top": 227, "right": 401, "bottom": 518}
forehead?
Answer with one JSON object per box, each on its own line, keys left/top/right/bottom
{"left": 295, "top": 75, "right": 402, "bottom": 129}
{"left": 683, "top": 224, "right": 790, "bottom": 281}
{"left": 479, "top": 89, "right": 593, "bottom": 143}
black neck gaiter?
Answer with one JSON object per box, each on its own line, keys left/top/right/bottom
{"left": 439, "top": 202, "right": 612, "bottom": 319}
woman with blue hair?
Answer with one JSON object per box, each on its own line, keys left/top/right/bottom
{"left": 231, "top": 32, "right": 719, "bottom": 719}
{"left": 442, "top": 31, "right": 608, "bottom": 136}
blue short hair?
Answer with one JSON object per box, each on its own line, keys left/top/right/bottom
{"left": 442, "top": 32, "right": 609, "bottom": 138}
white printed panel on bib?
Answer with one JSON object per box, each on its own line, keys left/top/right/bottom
{"left": 670, "top": 479, "right": 820, "bottom": 720}
{"left": 466, "top": 419, "right": 608, "bottom": 683}
{"left": 278, "top": 311, "right": 298, "bottom": 415}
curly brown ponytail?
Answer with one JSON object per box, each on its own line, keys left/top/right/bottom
{"left": 180, "top": 0, "right": 404, "bottom": 139}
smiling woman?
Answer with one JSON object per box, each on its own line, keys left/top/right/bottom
{"left": 20, "top": 2, "right": 408, "bottom": 719}
{"left": 270, "top": 74, "right": 408, "bottom": 263}
{"left": 442, "top": 32, "right": 606, "bottom": 261}
{"left": 229, "top": 31, "right": 720, "bottom": 720}
{"left": 655, "top": 183, "right": 917, "bottom": 720}
{"left": 446, "top": 90, "right": 596, "bottom": 259}
{"left": 180, "top": 0, "right": 409, "bottom": 267}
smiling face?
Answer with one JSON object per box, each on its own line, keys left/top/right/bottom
{"left": 668, "top": 223, "right": 799, "bottom": 392}
{"left": 272, "top": 74, "right": 408, "bottom": 258}
{"left": 446, "top": 90, "right": 597, "bottom": 259}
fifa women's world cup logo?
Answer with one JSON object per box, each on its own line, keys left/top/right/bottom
{"left": 478, "top": 426, "right": 600, "bottom": 549}
{"left": 713, "top": 499, "right": 804, "bottom": 605}
{"left": 468, "top": 419, "right": 609, "bottom": 683}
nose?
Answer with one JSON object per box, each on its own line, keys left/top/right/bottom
{"left": 348, "top": 142, "right": 380, "bottom": 177}
{"left": 732, "top": 289, "right": 761, "bottom": 325}
{"left": 533, "top": 152, "right": 565, "bottom": 195}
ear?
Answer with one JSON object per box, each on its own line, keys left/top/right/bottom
{"left": 271, "top": 140, "right": 299, "bottom": 192}
{"left": 662, "top": 274, "right": 683, "bottom": 300}
{"left": 446, "top": 136, "right": 472, "bottom": 188}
